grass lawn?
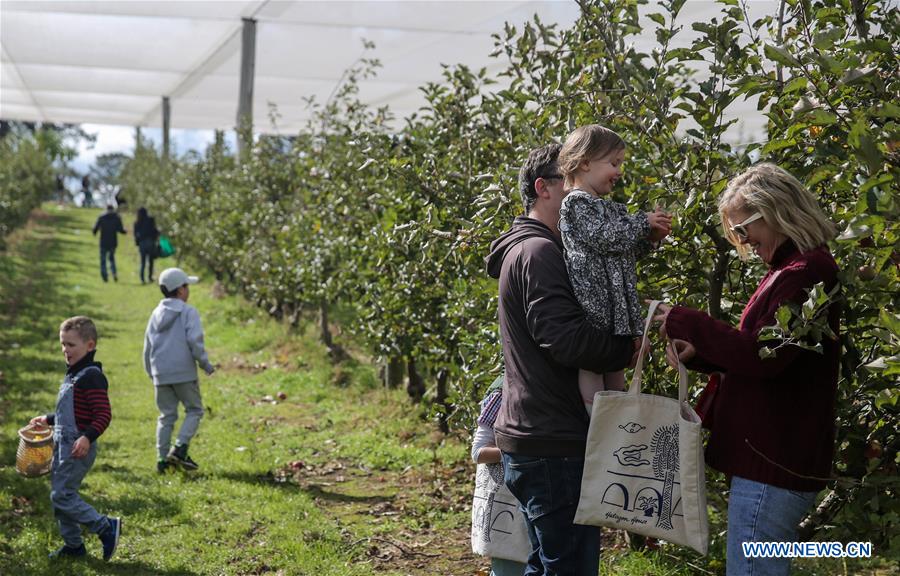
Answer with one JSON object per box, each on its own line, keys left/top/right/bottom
{"left": 0, "top": 205, "right": 892, "bottom": 575}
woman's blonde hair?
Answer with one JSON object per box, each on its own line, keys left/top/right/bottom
{"left": 558, "top": 125, "right": 625, "bottom": 188}
{"left": 719, "top": 163, "right": 837, "bottom": 260}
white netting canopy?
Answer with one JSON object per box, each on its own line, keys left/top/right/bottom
{"left": 2, "top": 0, "right": 775, "bottom": 138}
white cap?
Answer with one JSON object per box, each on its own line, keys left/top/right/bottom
{"left": 159, "top": 268, "right": 199, "bottom": 292}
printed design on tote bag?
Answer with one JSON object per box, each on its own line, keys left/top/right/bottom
{"left": 613, "top": 444, "right": 650, "bottom": 466}
{"left": 618, "top": 422, "right": 646, "bottom": 433}
{"left": 600, "top": 423, "right": 683, "bottom": 531}
{"left": 472, "top": 464, "right": 521, "bottom": 543}
{"left": 650, "top": 424, "right": 679, "bottom": 530}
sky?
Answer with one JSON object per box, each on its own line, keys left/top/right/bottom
{"left": 72, "top": 123, "right": 236, "bottom": 176}
{"left": 68, "top": 124, "right": 238, "bottom": 204}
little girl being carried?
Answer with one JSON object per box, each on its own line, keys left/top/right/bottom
{"left": 558, "top": 124, "right": 672, "bottom": 413}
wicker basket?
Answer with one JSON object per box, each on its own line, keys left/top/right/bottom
{"left": 16, "top": 424, "right": 53, "bottom": 478}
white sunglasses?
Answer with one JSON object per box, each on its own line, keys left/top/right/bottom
{"left": 729, "top": 212, "right": 763, "bottom": 240}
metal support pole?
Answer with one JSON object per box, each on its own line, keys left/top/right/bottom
{"left": 237, "top": 17, "right": 257, "bottom": 159}
{"left": 162, "top": 96, "right": 171, "bottom": 161}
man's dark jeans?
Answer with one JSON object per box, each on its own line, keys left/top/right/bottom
{"left": 99, "top": 246, "right": 117, "bottom": 281}
{"left": 502, "top": 452, "right": 601, "bottom": 576}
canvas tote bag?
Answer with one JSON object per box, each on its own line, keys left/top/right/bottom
{"left": 471, "top": 462, "right": 531, "bottom": 562}
{"left": 574, "top": 300, "right": 709, "bottom": 554}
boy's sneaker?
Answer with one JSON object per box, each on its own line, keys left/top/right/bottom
{"left": 167, "top": 444, "right": 199, "bottom": 471}
{"left": 49, "top": 543, "right": 87, "bottom": 560}
{"left": 157, "top": 459, "right": 169, "bottom": 474}
{"left": 99, "top": 517, "right": 121, "bottom": 561}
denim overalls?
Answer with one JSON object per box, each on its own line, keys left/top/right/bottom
{"left": 51, "top": 365, "right": 108, "bottom": 546}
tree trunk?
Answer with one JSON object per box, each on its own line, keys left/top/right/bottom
{"left": 319, "top": 299, "right": 346, "bottom": 362}
{"left": 704, "top": 224, "right": 732, "bottom": 321}
{"left": 435, "top": 367, "right": 450, "bottom": 434}
{"left": 850, "top": 0, "right": 869, "bottom": 40}
{"left": 707, "top": 250, "right": 731, "bottom": 320}
{"left": 406, "top": 358, "right": 426, "bottom": 403}
{"left": 797, "top": 489, "right": 843, "bottom": 542}
{"left": 385, "top": 355, "right": 404, "bottom": 389}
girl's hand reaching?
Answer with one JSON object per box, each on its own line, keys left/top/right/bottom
{"left": 647, "top": 209, "right": 673, "bottom": 242}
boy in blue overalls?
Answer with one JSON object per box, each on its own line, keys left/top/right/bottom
{"left": 30, "top": 316, "right": 121, "bottom": 561}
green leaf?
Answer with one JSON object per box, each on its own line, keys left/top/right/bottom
{"left": 666, "top": 48, "right": 703, "bottom": 62}
{"left": 865, "top": 355, "right": 900, "bottom": 375}
{"left": 872, "top": 102, "right": 900, "bottom": 119}
{"left": 836, "top": 223, "right": 872, "bottom": 241}
{"left": 840, "top": 67, "right": 876, "bottom": 85}
{"left": 808, "top": 110, "right": 838, "bottom": 126}
{"left": 691, "top": 22, "right": 716, "bottom": 35}
{"left": 762, "top": 137, "right": 798, "bottom": 154}
{"left": 648, "top": 12, "right": 665, "bottom": 26}
{"left": 807, "top": 166, "right": 835, "bottom": 188}
{"left": 857, "top": 38, "right": 894, "bottom": 54}
{"left": 759, "top": 346, "right": 777, "bottom": 359}
{"left": 874, "top": 388, "right": 900, "bottom": 409}
{"left": 879, "top": 310, "right": 900, "bottom": 338}
{"left": 776, "top": 305, "right": 792, "bottom": 328}
{"left": 783, "top": 76, "right": 808, "bottom": 94}
{"left": 764, "top": 44, "right": 799, "bottom": 67}
{"left": 859, "top": 173, "right": 893, "bottom": 193}
{"left": 814, "top": 7, "right": 844, "bottom": 21}
{"left": 758, "top": 325, "right": 783, "bottom": 342}
{"left": 813, "top": 28, "right": 844, "bottom": 50}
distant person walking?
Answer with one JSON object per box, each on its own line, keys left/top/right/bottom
{"left": 81, "top": 176, "right": 94, "bottom": 208}
{"left": 55, "top": 175, "right": 68, "bottom": 204}
{"left": 134, "top": 207, "right": 160, "bottom": 284}
{"left": 92, "top": 205, "right": 127, "bottom": 283}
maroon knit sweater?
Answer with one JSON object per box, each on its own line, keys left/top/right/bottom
{"left": 46, "top": 351, "right": 112, "bottom": 442}
{"left": 666, "top": 241, "right": 839, "bottom": 492}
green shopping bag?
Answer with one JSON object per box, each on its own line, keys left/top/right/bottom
{"left": 157, "top": 236, "right": 176, "bottom": 258}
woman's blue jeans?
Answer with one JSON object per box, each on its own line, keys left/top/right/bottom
{"left": 726, "top": 476, "right": 818, "bottom": 576}
{"left": 502, "top": 453, "right": 600, "bottom": 576}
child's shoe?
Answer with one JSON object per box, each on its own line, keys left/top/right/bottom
{"left": 156, "top": 459, "right": 169, "bottom": 474}
{"left": 167, "top": 444, "right": 199, "bottom": 471}
{"left": 99, "top": 517, "right": 121, "bottom": 561}
{"left": 49, "top": 543, "right": 87, "bottom": 560}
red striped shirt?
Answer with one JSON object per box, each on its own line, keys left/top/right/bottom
{"left": 46, "top": 352, "right": 112, "bottom": 442}
{"left": 73, "top": 386, "right": 111, "bottom": 441}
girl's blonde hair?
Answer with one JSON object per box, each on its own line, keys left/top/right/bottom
{"left": 558, "top": 125, "right": 626, "bottom": 188}
{"left": 718, "top": 163, "right": 838, "bottom": 260}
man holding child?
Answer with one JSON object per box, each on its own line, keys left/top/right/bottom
{"left": 485, "top": 144, "right": 639, "bottom": 575}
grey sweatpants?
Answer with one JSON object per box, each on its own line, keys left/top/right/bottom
{"left": 155, "top": 381, "right": 203, "bottom": 459}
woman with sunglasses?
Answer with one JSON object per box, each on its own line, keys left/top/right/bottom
{"left": 653, "top": 163, "right": 839, "bottom": 576}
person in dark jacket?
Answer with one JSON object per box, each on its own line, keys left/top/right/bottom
{"left": 655, "top": 163, "right": 839, "bottom": 576}
{"left": 134, "top": 207, "right": 160, "bottom": 284}
{"left": 484, "top": 144, "right": 637, "bottom": 575}
{"left": 92, "top": 205, "right": 127, "bottom": 282}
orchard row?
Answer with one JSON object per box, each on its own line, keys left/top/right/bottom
{"left": 108, "top": 0, "right": 896, "bottom": 551}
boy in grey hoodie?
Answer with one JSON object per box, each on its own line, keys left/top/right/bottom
{"left": 144, "top": 267, "right": 215, "bottom": 473}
